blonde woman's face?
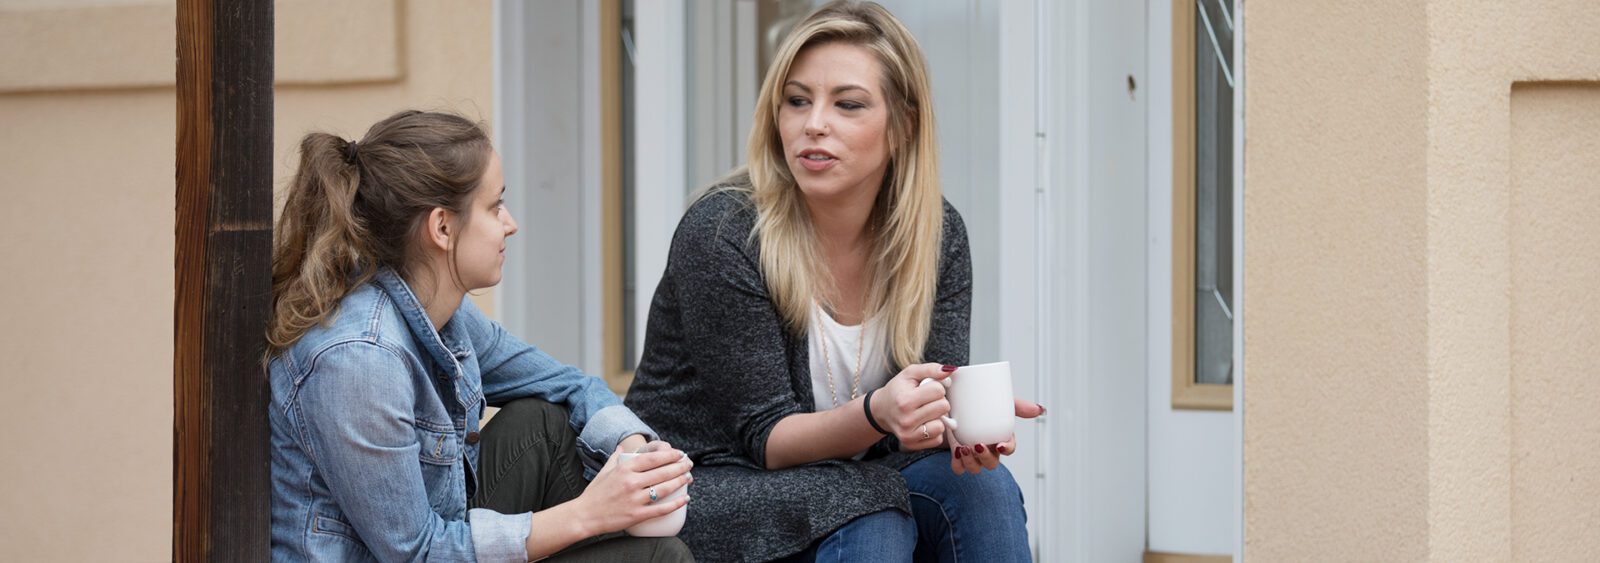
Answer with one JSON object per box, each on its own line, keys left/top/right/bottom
{"left": 779, "top": 42, "right": 892, "bottom": 205}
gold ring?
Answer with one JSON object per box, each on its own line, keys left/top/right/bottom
{"left": 920, "top": 423, "right": 930, "bottom": 440}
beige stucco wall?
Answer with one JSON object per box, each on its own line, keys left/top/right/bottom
{"left": 1246, "top": 0, "right": 1600, "bottom": 559}
{"left": 1506, "top": 83, "right": 1600, "bottom": 561}
{"left": 0, "top": 1, "right": 493, "bottom": 559}
{"left": 1242, "top": 1, "right": 1432, "bottom": 558}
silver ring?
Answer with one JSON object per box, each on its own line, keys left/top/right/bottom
{"left": 920, "top": 423, "right": 930, "bottom": 440}
{"left": 648, "top": 487, "right": 657, "bottom": 503}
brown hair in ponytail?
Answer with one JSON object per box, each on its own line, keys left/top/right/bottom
{"left": 267, "top": 110, "right": 492, "bottom": 356}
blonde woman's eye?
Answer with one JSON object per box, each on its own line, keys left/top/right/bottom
{"left": 837, "top": 101, "right": 866, "bottom": 111}
{"left": 786, "top": 96, "right": 809, "bottom": 107}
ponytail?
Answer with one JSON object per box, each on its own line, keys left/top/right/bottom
{"left": 266, "top": 133, "right": 374, "bottom": 355}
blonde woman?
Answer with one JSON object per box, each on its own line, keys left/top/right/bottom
{"left": 625, "top": 2, "right": 1041, "bottom": 561}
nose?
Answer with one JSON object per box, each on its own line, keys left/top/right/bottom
{"left": 504, "top": 210, "right": 519, "bottom": 237}
{"left": 803, "top": 105, "right": 828, "bottom": 138}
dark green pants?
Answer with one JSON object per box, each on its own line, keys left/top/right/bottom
{"left": 471, "top": 398, "right": 694, "bottom": 562}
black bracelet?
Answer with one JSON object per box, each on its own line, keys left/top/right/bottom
{"left": 863, "top": 388, "right": 892, "bottom": 435}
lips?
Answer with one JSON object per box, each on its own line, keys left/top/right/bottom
{"left": 796, "top": 148, "right": 838, "bottom": 172}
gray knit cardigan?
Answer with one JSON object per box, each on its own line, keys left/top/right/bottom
{"left": 624, "top": 186, "right": 972, "bottom": 562}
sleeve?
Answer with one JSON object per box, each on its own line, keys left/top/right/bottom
{"left": 298, "top": 341, "right": 530, "bottom": 563}
{"left": 671, "top": 197, "right": 803, "bottom": 468}
{"left": 455, "top": 299, "right": 656, "bottom": 469}
{"left": 921, "top": 201, "right": 973, "bottom": 367}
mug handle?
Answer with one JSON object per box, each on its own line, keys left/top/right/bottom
{"left": 917, "top": 378, "right": 959, "bottom": 432}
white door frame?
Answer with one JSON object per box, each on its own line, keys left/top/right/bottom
{"left": 492, "top": 0, "right": 605, "bottom": 373}
{"left": 1231, "top": 2, "right": 1247, "bottom": 559}
{"left": 995, "top": 0, "right": 1046, "bottom": 557}
{"left": 1000, "top": 0, "right": 1151, "bottom": 560}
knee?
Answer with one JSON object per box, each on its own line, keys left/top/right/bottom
{"left": 965, "top": 464, "right": 1025, "bottom": 509}
{"left": 843, "top": 508, "right": 917, "bottom": 541}
{"left": 488, "top": 398, "right": 573, "bottom": 437}
{"left": 918, "top": 460, "right": 1025, "bottom": 509}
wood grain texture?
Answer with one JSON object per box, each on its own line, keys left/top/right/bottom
{"left": 175, "top": 0, "right": 273, "bottom": 559}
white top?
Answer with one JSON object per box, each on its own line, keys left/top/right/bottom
{"left": 807, "top": 301, "right": 893, "bottom": 414}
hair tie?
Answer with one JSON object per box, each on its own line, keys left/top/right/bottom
{"left": 342, "top": 139, "right": 362, "bottom": 165}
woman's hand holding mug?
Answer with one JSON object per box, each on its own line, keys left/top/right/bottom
{"left": 571, "top": 441, "right": 692, "bottom": 536}
{"left": 948, "top": 398, "right": 1046, "bottom": 475}
{"left": 869, "top": 363, "right": 956, "bottom": 450}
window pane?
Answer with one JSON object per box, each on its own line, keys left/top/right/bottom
{"left": 1194, "top": 0, "right": 1234, "bottom": 385}
{"left": 621, "top": 0, "right": 638, "bottom": 371}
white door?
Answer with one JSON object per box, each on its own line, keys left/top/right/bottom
{"left": 1146, "top": 0, "right": 1239, "bottom": 558}
{"left": 1040, "top": 0, "right": 1151, "bottom": 559}
{"left": 899, "top": 1, "right": 1154, "bottom": 560}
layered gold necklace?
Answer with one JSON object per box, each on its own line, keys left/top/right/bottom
{"left": 814, "top": 301, "right": 865, "bottom": 407}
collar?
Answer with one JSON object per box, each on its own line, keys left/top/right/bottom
{"left": 373, "top": 268, "right": 474, "bottom": 375}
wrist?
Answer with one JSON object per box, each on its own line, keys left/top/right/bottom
{"left": 619, "top": 433, "right": 649, "bottom": 453}
{"left": 527, "top": 501, "right": 595, "bottom": 560}
{"left": 564, "top": 499, "right": 605, "bottom": 539}
{"left": 863, "top": 388, "right": 892, "bottom": 435}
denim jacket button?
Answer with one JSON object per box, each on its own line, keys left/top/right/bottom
{"left": 465, "top": 431, "right": 480, "bottom": 445}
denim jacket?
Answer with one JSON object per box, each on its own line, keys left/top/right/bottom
{"left": 269, "top": 269, "right": 655, "bottom": 562}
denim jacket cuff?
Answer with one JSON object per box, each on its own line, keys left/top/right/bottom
{"left": 468, "top": 508, "right": 531, "bottom": 563}
{"left": 576, "top": 405, "right": 658, "bottom": 476}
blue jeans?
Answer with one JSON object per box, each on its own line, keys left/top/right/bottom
{"left": 902, "top": 451, "right": 1031, "bottom": 562}
{"left": 776, "top": 509, "right": 918, "bottom": 563}
{"left": 779, "top": 453, "right": 1031, "bottom": 562}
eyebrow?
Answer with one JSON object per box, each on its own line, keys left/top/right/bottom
{"left": 784, "top": 80, "right": 871, "bottom": 97}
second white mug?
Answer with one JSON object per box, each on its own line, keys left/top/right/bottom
{"left": 919, "top": 361, "right": 1015, "bottom": 445}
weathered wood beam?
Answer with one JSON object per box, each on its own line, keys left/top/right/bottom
{"left": 175, "top": 0, "right": 273, "bottom": 560}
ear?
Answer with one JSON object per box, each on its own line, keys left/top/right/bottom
{"left": 423, "top": 207, "right": 453, "bottom": 252}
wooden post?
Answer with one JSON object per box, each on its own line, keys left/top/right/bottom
{"left": 175, "top": 0, "right": 273, "bottom": 560}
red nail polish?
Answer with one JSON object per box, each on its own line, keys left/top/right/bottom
{"left": 941, "top": 364, "right": 958, "bottom": 372}
{"left": 974, "top": 443, "right": 986, "bottom": 454}
{"left": 954, "top": 448, "right": 964, "bottom": 459}
{"left": 997, "top": 444, "right": 1007, "bottom": 454}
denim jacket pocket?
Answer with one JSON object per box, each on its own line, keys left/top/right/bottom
{"left": 414, "top": 425, "right": 462, "bottom": 513}
{"left": 415, "top": 425, "right": 459, "bottom": 466}
{"left": 312, "top": 514, "right": 360, "bottom": 541}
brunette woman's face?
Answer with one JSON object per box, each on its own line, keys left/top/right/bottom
{"left": 778, "top": 42, "right": 892, "bottom": 205}
{"left": 453, "top": 150, "right": 518, "bottom": 290}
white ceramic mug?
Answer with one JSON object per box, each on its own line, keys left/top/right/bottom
{"left": 918, "top": 361, "right": 1015, "bottom": 445}
{"left": 616, "top": 452, "right": 688, "bottom": 537}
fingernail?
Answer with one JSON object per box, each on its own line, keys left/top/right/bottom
{"left": 1039, "top": 405, "right": 1048, "bottom": 415}
{"left": 941, "top": 364, "right": 958, "bottom": 372}
{"left": 960, "top": 446, "right": 972, "bottom": 457}
{"left": 996, "top": 444, "right": 1007, "bottom": 454}
{"left": 954, "top": 448, "right": 964, "bottom": 459}
{"left": 974, "top": 443, "right": 986, "bottom": 454}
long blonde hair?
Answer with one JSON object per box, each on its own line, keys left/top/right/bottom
{"left": 728, "top": 0, "right": 943, "bottom": 370}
